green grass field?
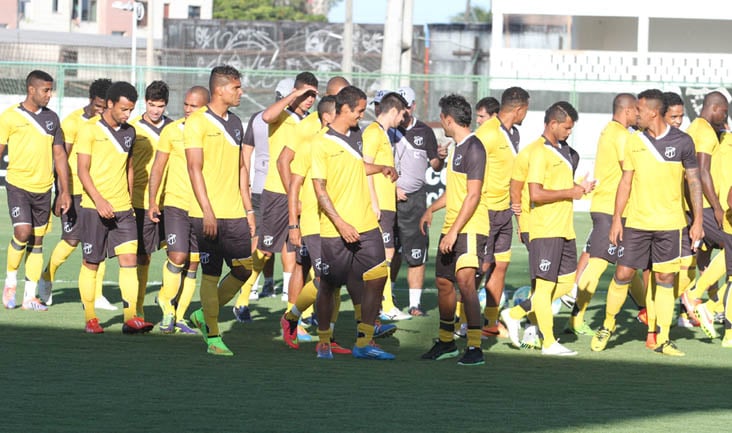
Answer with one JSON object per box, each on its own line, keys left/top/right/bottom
{"left": 1, "top": 188, "right": 730, "bottom": 433}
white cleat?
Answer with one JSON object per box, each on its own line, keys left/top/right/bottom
{"left": 281, "top": 292, "right": 289, "bottom": 302}
{"left": 542, "top": 340, "right": 578, "bottom": 356}
{"left": 379, "top": 306, "right": 412, "bottom": 321}
{"left": 249, "top": 289, "right": 259, "bottom": 301}
{"left": 500, "top": 309, "right": 522, "bottom": 348}
{"left": 37, "top": 278, "right": 53, "bottom": 306}
{"left": 95, "top": 295, "right": 118, "bottom": 311}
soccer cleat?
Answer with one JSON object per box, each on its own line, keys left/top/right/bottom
{"left": 421, "top": 339, "right": 460, "bottom": 360}
{"left": 21, "top": 297, "right": 49, "bottom": 312}
{"left": 408, "top": 305, "right": 426, "bottom": 317}
{"left": 373, "top": 321, "right": 397, "bottom": 339}
{"left": 280, "top": 291, "right": 289, "bottom": 302}
{"left": 454, "top": 322, "right": 468, "bottom": 339}
{"left": 207, "top": 336, "right": 234, "bottom": 356}
{"left": 296, "top": 325, "right": 313, "bottom": 342}
{"left": 37, "top": 278, "right": 53, "bottom": 306}
{"left": 95, "top": 295, "right": 118, "bottom": 311}
{"left": 676, "top": 313, "right": 698, "bottom": 328}
{"left": 645, "top": 332, "right": 657, "bottom": 350}
{"left": 3, "top": 285, "right": 17, "bottom": 309}
{"left": 481, "top": 322, "right": 508, "bottom": 339}
{"left": 174, "top": 320, "right": 198, "bottom": 335}
{"left": 316, "top": 342, "right": 333, "bottom": 359}
{"left": 330, "top": 340, "right": 352, "bottom": 355}
{"left": 500, "top": 309, "right": 521, "bottom": 348}
{"left": 85, "top": 318, "right": 104, "bottom": 334}
{"left": 122, "top": 316, "right": 154, "bottom": 334}
{"left": 560, "top": 294, "right": 576, "bottom": 310}
{"left": 280, "top": 313, "right": 299, "bottom": 349}
{"left": 190, "top": 308, "right": 209, "bottom": 344}
{"left": 233, "top": 305, "right": 253, "bottom": 323}
{"left": 590, "top": 326, "right": 614, "bottom": 352}
{"left": 565, "top": 321, "right": 594, "bottom": 336}
{"left": 260, "top": 280, "right": 274, "bottom": 298}
{"left": 248, "top": 289, "right": 259, "bottom": 301}
{"left": 352, "top": 344, "right": 395, "bottom": 360}
{"left": 636, "top": 308, "right": 648, "bottom": 326}
{"left": 542, "top": 341, "right": 578, "bottom": 356}
{"left": 695, "top": 303, "right": 718, "bottom": 339}
{"left": 159, "top": 313, "right": 176, "bottom": 334}
{"left": 654, "top": 340, "right": 685, "bottom": 357}
{"left": 680, "top": 291, "right": 701, "bottom": 323}
{"left": 457, "top": 346, "right": 485, "bottom": 366}
{"left": 714, "top": 312, "right": 726, "bottom": 324}
{"left": 520, "top": 325, "right": 542, "bottom": 350}
{"left": 379, "top": 306, "right": 412, "bottom": 321}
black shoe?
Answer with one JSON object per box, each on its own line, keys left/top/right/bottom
{"left": 457, "top": 346, "right": 485, "bottom": 366}
{"left": 260, "top": 280, "right": 275, "bottom": 298}
{"left": 408, "top": 305, "right": 426, "bottom": 317}
{"left": 421, "top": 339, "right": 459, "bottom": 360}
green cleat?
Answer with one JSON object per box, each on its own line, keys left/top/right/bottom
{"left": 207, "top": 336, "right": 234, "bottom": 356}
{"left": 590, "top": 326, "right": 614, "bottom": 352}
{"left": 565, "top": 321, "right": 594, "bottom": 336}
{"left": 190, "top": 308, "right": 209, "bottom": 344}
{"left": 159, "top": 313, "right": 175, "bottom": 334}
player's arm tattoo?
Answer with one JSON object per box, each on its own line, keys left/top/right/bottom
{"left": 685, "top": 167, "right": 704, "bottom": 218}
{"left": 313, "top": 178, "right": 340, "bottom": 222}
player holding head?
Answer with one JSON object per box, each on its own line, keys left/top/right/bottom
{"left": 37, "top": 78, "right": 115, "bottom": 309}
{"left": 475, "top": 96, "right": 500, "bottom": 126}
{"left": 420, "top": 94, "right": 488, "bottom": 365}
{"left": 185, "top": 65, "right": 255, "bottom": 355}
{"left": 591, "top": 89, "right": 704, "bottom": 356}
{"left": 76, "top": 81, "right": 153, "bottom": 333}
{"left": 0, "top": 70, "right": 70, "bottom": 311}
{"left": 148, "top": 85, "right": 210, "bottom": 334}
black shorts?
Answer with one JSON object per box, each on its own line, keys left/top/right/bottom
{"left": 396, "top": 189, "right": 428, "bottom": 266}
{"left": 435, "top": 233, "right": 488, "bottom": 283}
{"left": 528, "top": 237, "right": 577, "bottom": 282}
{"left": 191, "top": 217, "right": 252, "bottom": 276}
{"left": 320, "top": 228, "right": 386, "bottom": 287}
{"left": 296, "top": 234, "right": 322, "bottom": 277}
{"left": 520, "top": 232, "right": 530, "bottom": 249}
{"left": 259, "top": 190, "right": 293, "bottom": 254}
{"left": 251, "top": 193, "right": 263, "bottom": 237}
{"left": 701, "top": 207, "right": 725, "bottom": 250}
{"left": 585, "top": 212, "right": 621, "bottom": 263}
{"left": 80, "top": 208, "right": 138, "bottom": 263}
{"left": 680, "top": 225, "right": 693, "bottom": 259}
{"left": 617, "top": 227, "right": 681, "bottom": 273}
{"left": 484, "top": 209, "right": 513, "bottom": 263}
{"left": 163, "top": 206, "right": 198, "bottom": 256}
{"left": 6, "top": 182, "right": 51, "bottom": 236}
{"left": 135, "top": 208, "right": 164, "bottom": 255}
{"left": 379, "top": 210, "right": 397, "bottom": 248}
{"left": 722, "top": 232, "right": 732, "bottom": 277}
{"left": 61, "top": 194, "right": 83, "bottom": 241}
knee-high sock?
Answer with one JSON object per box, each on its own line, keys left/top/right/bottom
{"left": 234, "top": 251, "right": 267, "bottom": 306}
{"left": 533, "top": 278, "right": 557, "bottom": 348}
{"left": 24, "top": 244, "right": 43, "bottom": 283}
{"left": 200, "top": 274, "right": 221, "bottom": 336}
{"left": 603, "top": 278, "right": 631, "bottom": 330}
{"left": 355, "top": 322, "right": 375, "bottom": 348}
{"left": 176, "top": 269, "right": 198, "bottom": 321}
{"left": 689, "top": 251, "right": 726, "bottom": 300}
{"left": 381, "top": 263, "right": 396, "bottom": 311}
{"left": 95, "top": 260, "right": 107, "bottom": 299}
{"left": 44, "top": 240, "right": 76, "bottom": 281}
{"left": 723, "top": 279, "right": 732, "bottom": 335}
{"left": 655, "top": 281, "right": 675, "bottom": 344}
{"left": 136, "top": 263, "right": 150, "bottom": 316}
{"left": 708, "top": 282, "right": 727, "bottom": 314}
{"left": 219, "top": 273, "right": 245, "bottom": 306}
{"left": 645, "top": 277, "right": 657, "bottom": 333}
{"left": 676, "top": 256, "right": 696, "bottom": 299}
{"left": 159, "top": 259, "right": 185, "bottom": 316}
{"left": 287, "top": 279, "right": 318, "bottom": 321}
{"left": 7, "top": 236, "right": 27, "bottom": 274}
{"left": 119, "top": 266, "right": 139, "bottom": 322}
{"left": 572, "top": 258, "right": 608, "bottom": 326}
{"left": 439, "top": 318, "right": 455, "bottom": 343}
{"left": 331, "top": 287, "right": 341, "bottom": 325}
{"left": 483, "top": 306, "right": 499, "bottom": 327}
{"left": 78, "top": 265, "right": 97, "bottom": 322}
{"left": 628, "top": 271, "right": 646, "bottom": 308}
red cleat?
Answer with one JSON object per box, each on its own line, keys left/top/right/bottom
{"left": 85, "top": 318, "right": 104, "bottom": 334}
{"left": 280, "top": 313, "right": 299, "bottom": 349}
{"left": 330, "top": 340, "right": 352, "bottom": 354}
{"left": 645, "top": 332, "right": 657, "bottom": 350}
{"left": 637, "top": 308, "right": 648, "bottom": 326}
{"left": 122, "top": 316, "right": 154, "bottom": 334}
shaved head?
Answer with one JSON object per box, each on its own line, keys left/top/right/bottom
{"left": 326, "top": 76, "right": 350, "bottom": 96}
{"left": 613, "top": 93, "right": 636, "bottom": 114}
{"left": 187, "top": 85, "right": 210, "bottom": 103}
{"left": 703, "top": 91, "right": 728, "bottom": 109}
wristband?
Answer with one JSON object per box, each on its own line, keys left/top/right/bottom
{"left": 246, "top": 210, "right": 254, "bottom": 214}
{"left": 288, "top": 224, "right": 299, "bottom": 229}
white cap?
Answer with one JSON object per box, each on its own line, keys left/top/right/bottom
{"left": 371, "top": 89, "right": 390, "bottom": 105}
{"left": 275, "top": 78, "right": 295, "bottom": 100}
{"left": 397, "top": 86, "right": 416, "bottom": 107}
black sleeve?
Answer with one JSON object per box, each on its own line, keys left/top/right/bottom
{"left": 681, "top": 135, "right": 698, "bottom": 170}
{"left": 421, "top": 122, "right": 439, "bottom": 160}
{"left": 243, "top": 112, "right": 258, "bottom": 148}
{"left": 465, "top": 139, "right": 486, "bottom": 181}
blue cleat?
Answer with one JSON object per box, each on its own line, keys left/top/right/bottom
{"left": 352, "top": 344, "right": 396, "bottom": 360}
{"left": 316, "top": 342, "right": 333, "bottom": 359}
{"left": 233, "top": 305, "right": 252, "bottom": 323}
{"left": 373, "top": 321, "right": 397, "bottom": 339}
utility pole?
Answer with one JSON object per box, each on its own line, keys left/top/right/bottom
{"left": 342, "top": 0, "right": 353, "bottom": 77}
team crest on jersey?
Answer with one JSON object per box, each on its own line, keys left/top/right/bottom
{"left": 167, "top": 233, "right": 177, "bottom": 246}
{"left": 411, "top": 249, "right": 422, "bottom": 260}
{"left": 320, "top": 261, "right": 330, "bottom": 275}
{"left": 413, "top": 135, "right": 424, "bottom": 147}
{"left": 11, "top": 206, "right": 20, "bottom": 218}
{"left": 45, "top": 120, "right": 54, "bottom": 131}
{"left": 382, "top": 232, "right": 391, "bottom": 244}
{"left": 357, "top": 140, "right": 363, "bottom": 154}
{"left": 314, "top": 257, "right": 322, "bottom": 272}
{"left": 607, "top": 244, "right": 617, "bottom": 256}
{"left": 617, "top": 246, "right": 625, "bottom": 258}
{"left": 454, "top": 154, "right": 463, "bottom": 166}
{"left": 664, "top": 146, "right": 676, "bottom": 158}
{"left": 83, "top": 243, "right": 93, "bottom": 255}
{"left": 539, "top": 259, "right": 551, "bottom": 272}
{"left": 262, "top": 235, "right": 274, "bottom": 247}
{"left": 200, "top": 252, "right": 210, "bottom": 264}
{"left": 124, "top": 136, "right": 133, "bottom": 148}
{"left": 63, "top": 222, "right": 73, "bottom": 233}
{"left": 234, "top": 129, "right": 241, "bottom": 142}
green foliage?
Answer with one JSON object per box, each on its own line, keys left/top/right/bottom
{"left": 451, "top": 5, "right": 492, "bottom": 23}
{"left": 213, "top": 0, "right": 328, "bottom": 22}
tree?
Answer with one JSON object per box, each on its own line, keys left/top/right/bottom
{"left": 450, "top": 4, "right": 492, "bottom": 23}
{"left": 213, "top": 0, "right": 333, "bottom": 21}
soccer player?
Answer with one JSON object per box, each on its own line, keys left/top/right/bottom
{"left": 363, "top": 92, "right": 411, "bottom": 322}
{"left": 475, "top": 96, "right": 500, "bottom": 126}
{"left": 147, "top": 85, "right": 210, "bottom": 334}
{"left": 76, "top": 81, "right": 153, "bottom": 334}
{"left": 419, "top": 94, "right": 488, "bottom": 366}
{"left": 567, "top": 93, "right": 640, "bottom": 335}
{"left": 0, "top": 70, "right": 71, "bottom": 311}
{"left": 310, "top": 85, "right": 398, "bottom": 360}
{"left": 257, "top": 72, "right": 318, "bottom": 303}
{"left": 501, "top": 101, "right": 592, "bottom": 356}
{"left": 475, "top": 86, "right": 529, "bottom": 338}
{"left": 185, "top": 65, "right": 255, "bottom": 356}
{"left": 390, "top": 86, "right": 445, "bottom": 317}
{"left": 590, "top": 89, "right": 704, "bottom": 356}
{"left": 130, "top": 81, "right": 173, "bottom": 317}
{"left": 37, "top": 78, "right": 115, "bottom": 310}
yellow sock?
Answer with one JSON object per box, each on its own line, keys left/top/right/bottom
{"left": 331, "top": 287, "right": 341, "bottom": 324}
{"left": 353, "top": 303, "right": 362, "bottom": 322}
{"left": 439, "top": 319, "right": 455, "bottom": 343}
{"left": 628, "top": 271, "right": 646, "bottom": 308}
{"left": 176, "top": 270, "right": 198, "bottom": 321}
{"left": 381, "top": 264, "right": 396, "bottom": 311}
{"left": 509, "top": 303, "right": 527, "bottom": 320}
{"left": 711, "top": 282, "right": 728, "bottom": 313}
{"left": 355, "top": 322, "right": 374, "bottom": 347}
{"left": 45, "top": 240, "right": 76, "bottom": 281}
{"left": 533, "top": 278, "right": 557, "bottom": 348}
{"left": 466, "top": 327, "right": 482, "bottom": 348}
{"left": 572, "top": 258, "right": 608, "bottom": 326}
{"left": 654, "top": 282, "right": 675, "bottom": 344}
{"left": 218, "top": 273, "right": 245, "bottom": 306}
{"left": 317, "top": 328, "right": 332, "bottom": 343}
{"left": 78, "top": 265, "right": 97, "bottom": 322}
{"left": 7, "top": 236, "right": 27, "bottom": 273}
{"left": 603, "top": 277, "right": 630, "bottom": 330}
{"left": 136, "top": 263, "right": 150, "bottom": 316}
{"left": 95, "top": 260, "right": 107, "bottom": 299}
{"left": 646, "top": 278, "right": 657, "bottom": 333}
{"left": 119, "top": 266, "right": 139, "bottom": 321}
{"left": 200, "top": 274, "right": 221, "bottom": 336}
{"left": 24, "top": 246, "right": 44, "bottom": 282}
{"left": 690, "top": 251, "right": 726, "bottom": 300}
{"left": 301, "top": 304, "right": 314, "bottom": 319}
{"left": 159, "top": 259, "right": 184, "bottom": 316}
{"left": 676, "top": 256, "right": 696, "bottom": 299}
{"left": 483, "top": 306, "right": 499, "bottom": 327}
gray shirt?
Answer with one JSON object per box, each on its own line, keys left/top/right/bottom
{"left": 243, "top": 110, "right": 269, "bottom": 195}
{"left": 391, "top": 118, "right": 439, "bottom": 193}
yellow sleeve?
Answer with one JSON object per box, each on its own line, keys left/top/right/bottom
{"left": 291, "top": 140, "right": 311, "bottom": 178}
{"left": 75, "top": 122, "right": 94, "bottom": 155}
{"left": 310, "top": 138, "right": 327, "bottom": 180}
{"left": 526, "top": 146, "right": 546, "bottom": 185}
{"left": 622, "top": 135, "right": 637, "bottom": 171}
{"left": 361, "top": 125, "right": 380, "bottom": 160}
{"left": 184, "top": 115, "right": 204, "bottom": 151}
{"left": 158, "top": 124, "right": 174, "bottom": 154}
{"left": 0, "top": 110, "right": 11, "bottom": 144}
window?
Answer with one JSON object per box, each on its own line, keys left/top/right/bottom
{"left": 188, "top": 5, "right": 201, "bottom": 19}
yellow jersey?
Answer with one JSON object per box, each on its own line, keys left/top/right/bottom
{"left": 475, "top": 116, "right": 519, "bottom": 211}
{"left": 442, "top": 134, "right": 488, "bottom": 235}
